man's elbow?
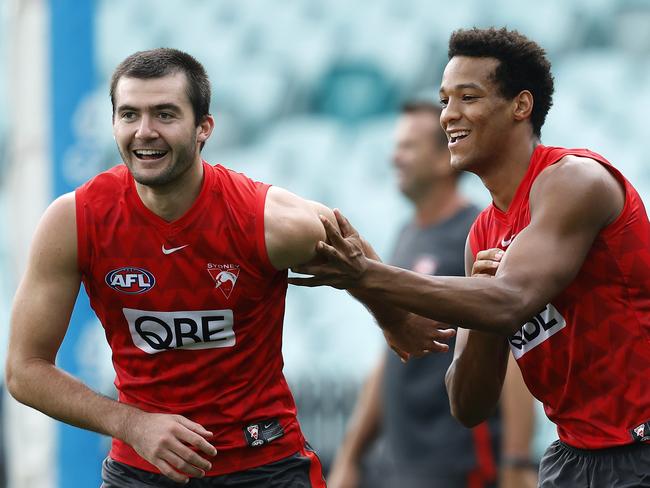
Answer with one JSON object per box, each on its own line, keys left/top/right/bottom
{"left": 468, "top": 306, "right": 523, "bottom": 336}
{"left": 5, "top": 359, "right": 22, "bottom": 402}
{"left": 5, "top": 356, "right": 37, "bottom": 405}
{"left": 445, "top": 363, "right": 497, "bottom": 427}
{"left": 477, "top": 292, "right": 534, "bottom": 336}
{"left": 486, "top": 313, "right": 522, "bottom": 336}
{"left": 448, "top": 396, "right": 492, "bottom": 428}
{"left": 482, "top": 281, "right": 548, "bottom": 335}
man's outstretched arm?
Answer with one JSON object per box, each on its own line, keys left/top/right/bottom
{"left": 290, "top": 156, "right": 624, "bottom": 336}
{"left": 5, "top": 194, "right": 217, "bottom": 483}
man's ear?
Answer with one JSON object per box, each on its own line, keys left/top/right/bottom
{"left": 197, "top": 114, "right": 215, "bottom": 144}
{"left": 512, "top": 90, "right": 533, "bottom": 122}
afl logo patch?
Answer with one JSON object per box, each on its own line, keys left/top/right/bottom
{"left": 105, "top": 267, "right": 156, "bottom": 294}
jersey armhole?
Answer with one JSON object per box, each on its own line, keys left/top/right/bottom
{"left": 74, "top": 187, "right": 90, "bottom": 278}
{"left": 598, "top": 163, "right": 632, "bottom": 238}
{"left": 549, "top": 151, "right": 630, "bottom": 239}
{"left": 467, "top": 221, "right": 481, "bottom": 259}
{"left": 255, "top": 183, "right": 277, "bottom": 273}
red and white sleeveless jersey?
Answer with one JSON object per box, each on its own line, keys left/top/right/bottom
{"left": 76, "top": 162, "right": 305, "bottom": 475}
{"left": 469, "top": 145, "right": 650, "bottom": 449}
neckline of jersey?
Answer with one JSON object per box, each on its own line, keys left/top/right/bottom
{"left": 126, "top": 160, "right": 215, "bottom": 234}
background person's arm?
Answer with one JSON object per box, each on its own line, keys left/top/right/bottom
{"left": 499, "top": 354, "right": 538, "bottom": 488}
{"left": 5, "top": 194, "right": 216, "bottom": 484}
{"left": 327, "top": 354, "right": 386, "bottom": 488}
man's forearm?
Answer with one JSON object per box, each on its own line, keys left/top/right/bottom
{"left": 349, "top": 242, "right": 411, "bottom": 336}
{"left": 348, "top": 288, "right": 408, "bottom": 331}
{"left": 445, "top": 331, "right": 509, "bottom": 426}
{"left": 350, "top": 242, "right": 455, "bottom": 355}
{"left": 359, "top": 259, "right": 524, "bottom": 335}
{"left": 7, "top": 358, "right": 139, "bottom": 443}
{"left": 500, "top": 353, "right": 537, "bottom": 486}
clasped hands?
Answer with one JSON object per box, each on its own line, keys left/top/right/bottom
{"left": 289, "top": 209, "right": 369, "bottom": 290}
{"left": 290, "top": 210, "right": 505, "bottom": 361}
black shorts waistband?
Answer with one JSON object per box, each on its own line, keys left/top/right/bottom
{"left": 558, "top": 439, "right": 650, "bottom": 457}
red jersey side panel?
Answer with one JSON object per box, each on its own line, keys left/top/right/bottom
{"left": 76, "top": 162, "right": 304, "bottom": 475}
{"left": 468, "top": 145, "right": 650, "bottom": 449}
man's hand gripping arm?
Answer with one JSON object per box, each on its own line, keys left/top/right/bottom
{"left": 265, "top": 188, "right": 455, "bottom": 360}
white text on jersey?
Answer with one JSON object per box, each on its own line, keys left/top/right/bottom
{"left": 509, "top": 304, "right": 566, "bottom": 359}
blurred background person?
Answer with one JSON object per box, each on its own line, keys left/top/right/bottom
{"left": 327, "top": 94, "right": 537, "bottom": 488}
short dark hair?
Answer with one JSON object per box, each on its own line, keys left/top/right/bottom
{"left": 401, "top": 97, "right": 448, "bottom": 149}
{"left": 110, "top": 48, "right": 211, "bottom": 125}
{"left": 448, "top": 27, "right": 554, "bottom": 137}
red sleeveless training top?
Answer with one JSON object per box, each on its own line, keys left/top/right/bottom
{"left": 76, "top": 162, "right": 306, "bottom": 475}
{"left": 469, "top": 145, "right": 650, "bottom": 449}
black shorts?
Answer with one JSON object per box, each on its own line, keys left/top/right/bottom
{"left": 101, "top": 445, "right": 325, "bottom": 488}
{"left": 539, "top": 439, "right": 650, "bottom": 487}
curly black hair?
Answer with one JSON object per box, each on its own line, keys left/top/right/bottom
{"left": 448, "top": 27, "right": 554, "bottom": 138}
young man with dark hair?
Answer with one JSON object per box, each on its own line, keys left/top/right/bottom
{"left": 447, "top": 28, "right": 554, "bottom": 138}
{"left": 291, "top": 27, "right": 650, "bottom": 488}
{"left": 5, "top": 48, "right": 454, "bottom": 486}
{"left": 327, "top": 96, "right": 537, "bottom": 488}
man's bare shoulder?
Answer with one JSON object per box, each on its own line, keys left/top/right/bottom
{"left": 536, "top": 154, "right": 616, "bottom": 187}
{"left": 531, "top": 154, "right": 624, "bottom": 227}
{"left": 42, "top": 192, "right": 76, "bottom": 231}
{"left": 49, "top": 191, "right": 76, "bottom": 212}
{"left": 31, "top": 192, "right": 78, "bottom": 268}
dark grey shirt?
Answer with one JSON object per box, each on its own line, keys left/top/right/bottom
{"left": 363, "top": 204, "right": 500, "bottom": 487}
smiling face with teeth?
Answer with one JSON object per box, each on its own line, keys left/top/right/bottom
{"left": 439, "top": 56, "right": 521, "bottom": 175}
{"left": 112, "top": 72, "right": 213, "bottom": 189}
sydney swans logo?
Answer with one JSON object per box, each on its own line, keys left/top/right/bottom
{"left": 207, "top": 263, "right": 240, "bottom": 298}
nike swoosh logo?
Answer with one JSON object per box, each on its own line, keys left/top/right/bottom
{"left": 162, "top": 244, "right": 189, "bottom": 255}
{"left": 501, "top": 235, "right": 515, "bottom": 247}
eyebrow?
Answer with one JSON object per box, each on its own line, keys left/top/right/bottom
{"left": 116, "top": 103, "right": 182, "bottom": 113}
{"left": 439, "top": 82, "right": 482, "bottom": 94}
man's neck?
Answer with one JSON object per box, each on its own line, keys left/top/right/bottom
{"left": 135, "top": 159, "right": 205, "bottom": 222}
{"left": 479, "top": 137, "right": 539, "bottom": 212}
{"left": 413, "top": 181, "right": 468, "bottom": 227}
